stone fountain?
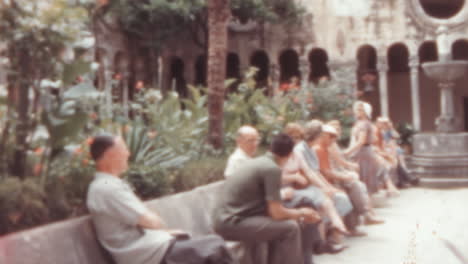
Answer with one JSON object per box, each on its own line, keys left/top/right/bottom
{"left": 410, "top": 26, "right": 468, "bottom": 188}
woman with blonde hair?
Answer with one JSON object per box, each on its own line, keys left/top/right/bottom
{"left": 344, "top": 101, "right": 399, "bottom": 196}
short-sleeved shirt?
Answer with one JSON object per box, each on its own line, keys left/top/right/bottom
{"left": 294, "top": 141, "right": 320, "bottom": 171}
{"left": 224, "top": 148, "right": 251, "bottom": 178}
{"left": 213, "top": 153, "right": 282, "bottom": 227}
{"left": 87, "top": 172, "right": 174, "bottom": 264}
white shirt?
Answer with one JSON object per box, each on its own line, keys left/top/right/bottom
{"left": 87, "top": 172, "right": 173, "bottom": 264}
{"left": 224, "top": 148, "right": 251, "bottom": 178}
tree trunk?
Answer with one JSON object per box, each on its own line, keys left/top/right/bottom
{"left": 207, "top": 0, "right": 230, "bottom": 149}
{"left": 11, "top": 46, "right": 31, "bottom": 178}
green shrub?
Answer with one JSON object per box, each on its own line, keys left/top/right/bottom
{"left": 0, "top": 178, "right": 49, "bottom": 235}
{"left": 171, "top": 155, "right": 227, "bottom": 193}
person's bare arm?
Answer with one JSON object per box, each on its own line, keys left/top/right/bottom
{"left": 330, "top": 144, "right": 359, "bottom": 171}
{"left": 344, "top": 129, "right": 367, "bottom": 156}
{"left": 137, "top": 210, "right": 166, "bottom": 230}
{"left": 268, "top": 201, "right": 320, "bottom": 223}
{"left": 282, "top": 172, "right": 308, "bottom": 187}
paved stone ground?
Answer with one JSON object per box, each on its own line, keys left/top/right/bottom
{"left": 315, "top": 187, "right": 468, "bottom": 264}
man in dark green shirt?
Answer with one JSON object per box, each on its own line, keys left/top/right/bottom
{"left": 213, "top": 134, "right": 320, "bottom": 264}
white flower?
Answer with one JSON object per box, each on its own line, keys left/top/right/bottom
{"left": 170, "top": 91, "right": 179, "bottom": 98}
{"left": 183, "top": 110, "right": 192, "bottom": 118}
{"left": 61, "top": 47, "right": 75, "bottom": 63}
{"left": 40, "top": 79, "right": 62, "bottom": 89}
{"left": 90, "top": 62, "right": 100, "bottom": 71}
{"left": 144, "top": 89, "right": 163, "bottom": 102}
{"left": 31, "top": 125, "right": 50, "bottom": 141}
{"left": 74, "top": 35, "right": 95, "bottom": 49}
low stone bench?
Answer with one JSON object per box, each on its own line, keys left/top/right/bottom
{"left": 0, "top": 181, "right": 245, "bottom": 264}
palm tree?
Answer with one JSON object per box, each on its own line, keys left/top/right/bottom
{"left": 207, "top": 0, "right": 230, "bottom": 149}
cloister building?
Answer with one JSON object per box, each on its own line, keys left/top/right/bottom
{"left": 94, "top": 0, "right": 468, "bottom": 132}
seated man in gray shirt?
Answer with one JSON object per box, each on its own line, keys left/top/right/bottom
{"left": 213, "top": 134, "right": 321, "bottom": 264}
{"left": 87, "top": 134, "right": 234, "bottom": 264}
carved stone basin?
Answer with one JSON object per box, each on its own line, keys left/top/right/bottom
{"left": 422, "top": 60, "right": 468, "bottom": 83}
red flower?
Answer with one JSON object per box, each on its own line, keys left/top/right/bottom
{"left": 361, "top": 73, "right": 376, "bottom": 82}
{"left": 34, "top": 148, "right": 44, "bottom": 155}
{"left": 135, "top": 81, "right": 144, "bottom": 91}
{"left": 113, "top": 73, "right": 122, "bottom": 81}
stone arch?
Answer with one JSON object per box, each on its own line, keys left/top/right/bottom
{"left": 194, "top": 54, "right": 207, "bottom": 86}
{"left": 134, "top": 47, "right": 153, "bottom": 87}
{"left": 308, "top": 48, "right": 330, "bottom": 83}
{"left": 451, "top": 39, "right": 468, "bottom": 131}
{"left": 388, "top": 43, "right": 410, "bottom": 72}
{"left": 418, "top": 41, "right": 440, "bottom": 131}
{"left": 169, "top": 57, "right": 188, "bottom": 98}
{"left": 419, "top": 41, "right": 438, "bottom": 62}
{"left": 279, "top": 49, "right": 300, "bottom": 83}
{"left": 356, "top": 45, "right": 380, "bottom": 116}
{"left": 250, "top": 50, "right": 270, "bottom": 88}
{"left": 387, "top": 43, "right": 412, "bottom": 125}
{"left": 452, "top": 39, "right": 468, "bottom": 60}
{"left": 357, "top": 45, "right": 377, "bottom": 71}
{"left": 226, "top": 52, "right": 241, "bottom": 92}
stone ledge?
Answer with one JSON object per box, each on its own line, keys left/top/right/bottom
{"left": 0, "top": 181, "right": 247, "bottom": 264}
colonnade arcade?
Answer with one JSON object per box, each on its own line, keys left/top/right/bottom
{"left": 106, "top": 39, "right": 468, "bottom": 133}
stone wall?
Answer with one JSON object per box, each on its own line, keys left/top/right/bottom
{"left": 95, "top": 0, "right": 468, "bottom": 132}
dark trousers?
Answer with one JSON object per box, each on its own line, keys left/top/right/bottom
{"left": 215, "top": 216, "right": 311, "bottom": 264}
{"left": 163, "top": 235, "right": 235, "bottom": 264}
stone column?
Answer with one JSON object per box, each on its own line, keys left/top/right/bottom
{"left": 299, "top": 56, "right": 310, "bottom": 89}
{"left": 269, "top": 63, "right": 280, "bottom": 95}
{"left": 122, "top": 71, "right": 129, "bottom": 119}
{"left": 409, "top": 55, "right": 422, "bottom": 131}
{"left": 101, "top": 55, "right": 113, "bottom": 119}
{"left": 328, "top": 60, "right": 358, "bottom": 97}
{"left": 436, "top": 82, "right": 458, "bottom": 133}
{"left": 377, "top": 57, "right": 389, "bottom": 117}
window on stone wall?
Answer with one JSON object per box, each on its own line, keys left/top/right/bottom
{"left": 420, "top": 0, "right": 465, "bottom": 19}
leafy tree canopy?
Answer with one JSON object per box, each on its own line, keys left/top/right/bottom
{"left": 108, "top": 0, "right": 306, "bottom": 50}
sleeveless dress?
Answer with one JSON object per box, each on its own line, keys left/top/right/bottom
{"left": 349, "top": 120, "right": 386, "bottom": 194}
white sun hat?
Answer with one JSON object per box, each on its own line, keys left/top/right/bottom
{"left": 322, "top": 124, "right": 338, "bottom": 136}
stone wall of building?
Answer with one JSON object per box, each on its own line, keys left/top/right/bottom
{"left": 96, "top": 0, "right": 468, "bottom": 132}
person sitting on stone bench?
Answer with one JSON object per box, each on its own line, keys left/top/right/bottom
{"left": 224, "top": 125, "right": 344, "bottom": 256}
{"left": 86, "top": 134, "right": 235, "bottom": 264}
{"left": 282, "top": 122, "right": 351, "bottom": 253}
{"left": 315, "top": 123, "right": 384, "bottom": 233}
{"left": 213, "top": 133, "right": 321, "bottom": 264}
{"left": 293, "top": 120, "right": 354, "bottom": 246}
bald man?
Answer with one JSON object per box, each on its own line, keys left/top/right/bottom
{"left": 87, "top": 135, "right": 234, "bottom": 264}
{"left": 224, "top": 126, "right": 260, "bottom": 178}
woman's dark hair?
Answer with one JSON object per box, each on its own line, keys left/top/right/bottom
{"left": 90, "top": 134, "right": 115, "bottom": 161}
{"left": 270, "top": 133, "right": 294, "bottom": 157}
